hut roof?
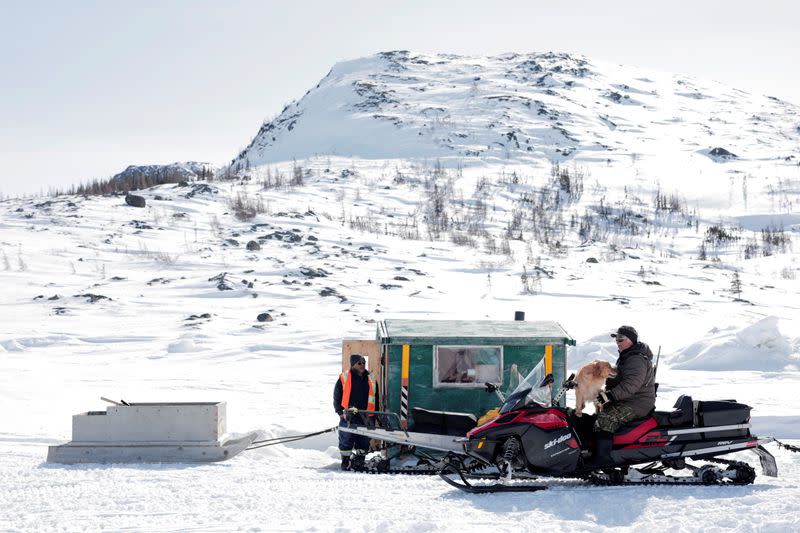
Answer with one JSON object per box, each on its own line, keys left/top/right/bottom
{"left": 377, "top": 319, "right": 575, "bottom": 346}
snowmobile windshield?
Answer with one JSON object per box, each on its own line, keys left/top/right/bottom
{"left": 498, "top": 358, "right": 552, "bottom": 414}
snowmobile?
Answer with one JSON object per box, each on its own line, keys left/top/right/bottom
{"left": 438, "top": 357, "right": 779, "bottom": 493}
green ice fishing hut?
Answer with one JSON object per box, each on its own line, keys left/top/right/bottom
{"left": 343, "top": 315, "right": 575, "bottom": 432}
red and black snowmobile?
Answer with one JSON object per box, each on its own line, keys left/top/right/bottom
{"left": 439, "top": 357, "right": 778, "bottom": 493}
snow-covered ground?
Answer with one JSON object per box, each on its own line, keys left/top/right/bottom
{"left": 2, "top": 51, "right": 800, "bottom": 531}
{"left": 1, "top": 175, "right": 798, "bottom": 531}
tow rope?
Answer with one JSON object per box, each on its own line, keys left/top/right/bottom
{"left": 245, "top": 426, "right": 338, "bottom": 451}
{"left": 773, "top": 438, "right": 800, "bottom": 453}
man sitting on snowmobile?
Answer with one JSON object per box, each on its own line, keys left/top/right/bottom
{"left": 589, "top": 325, "right": 656, "bottom": 467}
{"left": 333, "top": 354, "right": 379, "bottom": 471}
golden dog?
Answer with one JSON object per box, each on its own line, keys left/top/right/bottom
{"left": 574, "top": 360, "right": 617, "bottom": 417}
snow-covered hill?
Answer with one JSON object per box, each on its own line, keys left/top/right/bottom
{"left": 2, "top": 51, "right": 800, "bottom": 531}
{"left": 112, "top": 161, "right": 216, "bottom": 183}
{"left": 233, "top": 50, "right": 800, "bottom": 178}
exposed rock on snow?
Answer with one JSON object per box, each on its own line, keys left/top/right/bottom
{"left": 319, "top": 287, "right": 346, "bottom": 301}
{"left": 707, "top": 147, "right": 738, "bottom": 161}
{"left": 209, "top": 272, "right": 233, "bottom": 291}
{"left": 183, "top": 183, "right": 218, "bottom": 198}
{"left": 263, "top": 230, "right": 302, "bottom": 243}
{"left": 299, "top": 266, "right": 330, "bottom": 278}
{"left": 125, "top": 193, "right": 146, "bottom": 208}
{"left": 74, "top": 293, "right": 111, "bottom": 303}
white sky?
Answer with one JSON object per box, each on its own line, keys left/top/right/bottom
{"left": 1, "top": 0, "right": 798, "bottom": 197}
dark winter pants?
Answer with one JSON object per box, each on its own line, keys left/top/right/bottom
{"left": 594, "top": 404, "right": 636, "bottom": 433}
{"left": 338, "top": 418, "right": 370, "bottom": 457}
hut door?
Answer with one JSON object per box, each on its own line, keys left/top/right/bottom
{"left": 341, "top": 339, "right": 382, "bottom": 390}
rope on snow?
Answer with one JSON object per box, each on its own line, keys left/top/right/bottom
{"left": 773, "top": 438, "right": 800, "bottom": 453}
{"left": 245, "top": 426, "right": 338, "bottom": 451}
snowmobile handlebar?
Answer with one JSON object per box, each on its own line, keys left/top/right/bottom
{"left": 551, "top": 373, "right": 576, "bottom": 406}
{"left": 485, "top": 382, "right": 506, "bottom": 403}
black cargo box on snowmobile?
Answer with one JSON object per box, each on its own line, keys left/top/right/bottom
{"left": 695, "top": 400, "right": 751, "bottom": 437}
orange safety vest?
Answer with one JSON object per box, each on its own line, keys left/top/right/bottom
{"left": 340, "top": 370, "right": 376, "bottom": 411}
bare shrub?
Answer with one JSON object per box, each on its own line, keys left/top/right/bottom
{"left": 500, "top": 236, "right": 512, "bottom": 257}
{"left": 423, "top": 176, "right": 454, "bottom": 240}
{"left": 395, "top": 217, "right": 421, "bottom": 240}
{"left": 290, "top": 160, "right": 305, "bottom": 187}
{"left": 697, "top": 241, "right": 708, "bottom": 260}
{"left": 705, "top": 224, "right": 740, "bottom": 249}
{"left": 761, "top": 225, "right": 791, "bottom": 256}
{"left": 551, "top": 162, "right": 585, "bottom": 202}
{"left": 261, "top": 167, "right": 286, "bottom": 190}
{"left": 484, "top": 235, "right": 498, "bottom": 254}
{"left": 229, "top": 191, "right": 265, "bottom": 221}
{"left": 17, "top": 246, "right": 26, "bottom": 271}
{"left": 742, "top": 238, "right": 759, "bottom": 260}
{"left": 520, "top": 265, "right": 542, "bottom": 294}
{"left": 152, "top": 250, "right": 179, "bottom": 265}
{"left": 349, "top": 212, "right": 380, "bottom": 233}
{"left": 209, "top": 215, "right": 223, "bottom": 237}
{"left": 654, "top": 187, "right": 687, "bottom": 214}
{"left": 450, "top": 230, "right": 477, "bottom": 248}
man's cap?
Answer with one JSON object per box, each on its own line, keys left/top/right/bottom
{"left": 350, "top": 354, "right": 366, "bottom": 366}
{"left": 611, "top": 325, "right": 638, "bottom": 344}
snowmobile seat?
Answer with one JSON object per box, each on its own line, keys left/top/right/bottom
{"left": 612, "top": 415, "right": 658, "bottom": 445}
{"left": 410, "top": 407, "right": 477, "bottom": 436}
{"left": 653, "top": 394, "right": 695, "bottom": 427}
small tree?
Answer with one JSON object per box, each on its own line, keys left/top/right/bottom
{"left": 698, "top": 241, "right": 708, "bottom": 260}
{"left": 730, "top": 271, "right": 743, "bottom": 300}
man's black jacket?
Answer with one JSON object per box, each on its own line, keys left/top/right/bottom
{"left": 605, "top": 342, "right": 656, "bottom": 417}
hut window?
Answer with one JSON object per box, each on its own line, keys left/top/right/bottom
{"left": 434, "top": 346, "right": 503, "bottom": 387}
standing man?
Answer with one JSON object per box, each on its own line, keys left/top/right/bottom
{"left": 333, "top": 354, "right": 379, "bottom": 471}
{"left": 589, "top": 325, "right": 656, "bottom": 468}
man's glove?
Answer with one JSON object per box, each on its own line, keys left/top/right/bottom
{"left": 596, "top": 390, "right": 612, "bottom": 406}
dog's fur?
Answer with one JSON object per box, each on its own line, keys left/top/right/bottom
{"left": 574, "top": 360, "right": 617, "bottom": 417}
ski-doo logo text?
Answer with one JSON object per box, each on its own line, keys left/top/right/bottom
{"left": 544, "top": 433, "right": 571, "bottom": 450}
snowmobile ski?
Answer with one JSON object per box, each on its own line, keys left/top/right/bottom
{"left": 439, "top": 462, "right": 548, "bottom": 493}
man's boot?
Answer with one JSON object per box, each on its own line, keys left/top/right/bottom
{"left": 340, "top": 455, "right": 350, "bottom": 471}
{"left": 586, "top": 431, "right": 614, "bottom": 469}
{"left": 350, "top": 453, "right": 365, "bottom": 472}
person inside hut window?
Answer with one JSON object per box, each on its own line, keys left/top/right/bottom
{"left": 439, "top": 348, "right": 476, "bottom": 383}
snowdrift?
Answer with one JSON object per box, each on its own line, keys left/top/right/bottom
{"left": 669, "top": 317, "right": 799, "bottom": 371}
